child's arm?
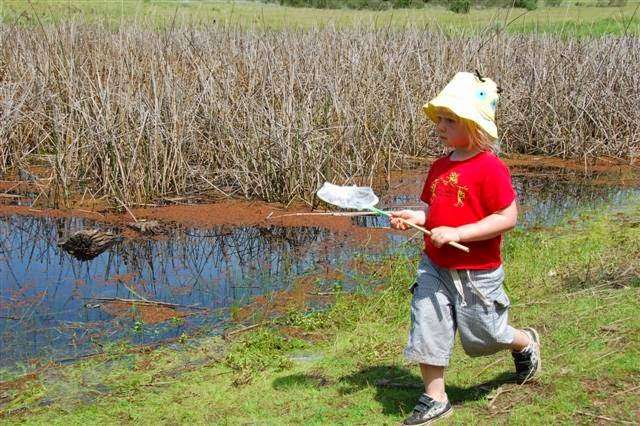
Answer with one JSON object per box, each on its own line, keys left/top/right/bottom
{"left": 429, "top": 200, "right": 517, "bottom": 247}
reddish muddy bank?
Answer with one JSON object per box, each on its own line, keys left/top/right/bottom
{"left": 0, "top": 155, "right": 637, "bottom": 234}
{"left": 99, "top": 300, "right": 192, "bottom": 325}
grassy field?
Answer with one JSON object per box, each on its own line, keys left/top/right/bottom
{"left": 1, "top": 0, "right": 638, "bottom": 34}
{"left": 2, "top": 196, "right": 638, "bottom": 424}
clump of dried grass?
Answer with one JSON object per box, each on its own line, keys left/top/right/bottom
{"left": 1, "top": 23, "right": 638, "bottom": 206}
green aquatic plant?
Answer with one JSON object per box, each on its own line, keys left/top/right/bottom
{"left": 224, "top": 329, "right": 307, "bottom": 381}
{"left": 133, "top": 320, "right": 144, "bottom": 334}
{"left": 278, "top": 308, "right": 330, "bottom": 331}
{"left": 170, "top": 316, "right": 186, "bottom": 327}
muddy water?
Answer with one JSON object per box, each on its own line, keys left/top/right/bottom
{"left": 0, "top": 166, "right": 638, "bottom": 367}
{"left": 0, "top": 217, "right": 408, "bottom": 365}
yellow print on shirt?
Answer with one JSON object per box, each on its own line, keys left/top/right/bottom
{"left": 430, "top": 171, "right": 469, "bottom": 207}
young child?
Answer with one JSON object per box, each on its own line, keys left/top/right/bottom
{"left": 390, "top": 72, "right": 541, "bottom": 425}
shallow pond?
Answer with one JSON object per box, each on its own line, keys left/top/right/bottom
{"left": 0, "top": 168, "right": 638, "bottom": 367}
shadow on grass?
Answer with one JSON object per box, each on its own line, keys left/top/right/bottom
{"left": 273, "top": 365, "right": 515, "bottom": 416}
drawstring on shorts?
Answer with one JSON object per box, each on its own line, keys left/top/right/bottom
{"left": 449, "top": 269, "right": 491, "bottom": 307}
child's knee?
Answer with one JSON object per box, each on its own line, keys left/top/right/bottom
{"left": 458, "top": 308, "right": 515, "bottom": 357}
{"left": 460, "top": 331, "right": 512, "bottom": 356}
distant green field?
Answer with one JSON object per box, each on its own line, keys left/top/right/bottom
{"left": 1, "top": 0, "right": 638, "bottom": 35}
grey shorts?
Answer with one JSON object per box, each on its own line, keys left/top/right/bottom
{"left": 404, "top": 254, "right": 516, "bottom": 367}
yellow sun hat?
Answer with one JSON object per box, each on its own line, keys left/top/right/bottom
{"left": 423, "top": 71, "right": 500, "bottom": 140}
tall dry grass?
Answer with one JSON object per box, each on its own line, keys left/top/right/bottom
{"left": 1, "top": 23, "right": 638, "bottom": 206}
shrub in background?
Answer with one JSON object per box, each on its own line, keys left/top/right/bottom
{"left": 514, "top": 0, "right": 538, "bottom": 10}
{"left": 476, "top": 0, "right": 508, "bottom": 7}
{"left": 596, "top": 0, "right": 627, "bottom": 6}
{"left": 475, "top": 0, "right": 537, "bottom": 9}
{"left": 393, "top": 0, "right": 426, "bottom": 8}
{"left": 277, "top": 0, "right": 427, "bottom": 8}
{"left": 363, "top": 0, "right": 393, "bottom": 9}
{"left": 448, "top": 0, "right": 471, "bottom": 13}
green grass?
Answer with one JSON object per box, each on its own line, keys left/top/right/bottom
{"left": 1, "top": 196, "right": 638, "bottom": 424}
{"left": 1, "top": 0, "right": 638, "bottom": 34}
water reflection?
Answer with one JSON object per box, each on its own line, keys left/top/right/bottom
{"left": 0, "top": 218, "right": 386, "bottom": 365}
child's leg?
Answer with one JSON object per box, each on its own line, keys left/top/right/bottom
{"left": 419, "top": 363, "right": 447, "bottom": 402}
{"left": 452, "top": 266, "right": 541, "bottom": 383}
{"left": 510, "top": 327, "right": 541, "bottom": 383}
{"left": 509, "top": 328, "right": 532, "bottom": 352}
{"left": 404, "top": 256, "right": 456, "bottom": 372}
{"left": 403, "top": 255, "right": 456, "bottom": 424}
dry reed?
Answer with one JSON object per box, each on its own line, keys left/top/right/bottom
{"left": 1, "top": 23, "right": 638, "bottom": 206}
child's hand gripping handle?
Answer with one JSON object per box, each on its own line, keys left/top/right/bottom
{"left": 370, "top": 207, "right": 470, "bottom": 253}
{"left": 395, "top": 217, "right": 470, "bottom": 253}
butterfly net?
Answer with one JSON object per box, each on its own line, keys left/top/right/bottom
{"left": 316, "top": 182, "right": 379, "bottom": 210}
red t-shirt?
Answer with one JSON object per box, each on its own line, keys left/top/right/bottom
{"left": 421, "top": 151, "right": 516, "bottom": 270}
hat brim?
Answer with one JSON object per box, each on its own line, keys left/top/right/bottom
{"left": 424, "top": 96, "right": 498, "bottom": 140}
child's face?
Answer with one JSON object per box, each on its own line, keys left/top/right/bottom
{"left": 435, "top": 110, "right": 471, "bottom": 150}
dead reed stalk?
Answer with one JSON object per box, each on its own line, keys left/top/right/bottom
{"left": 1, "top": 23, "right": 638, "bottom": 206}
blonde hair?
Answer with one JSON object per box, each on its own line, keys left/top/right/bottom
{"left": 461, "top": 118, "right": 498, "bottom": 153}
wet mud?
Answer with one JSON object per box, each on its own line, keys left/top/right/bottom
{"left": 99, "top": 300, "right": 191, "bottom": 324}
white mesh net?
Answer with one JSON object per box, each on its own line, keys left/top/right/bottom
{"left": 316, "top": 182, "right": 379, "bottom": 210}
